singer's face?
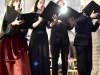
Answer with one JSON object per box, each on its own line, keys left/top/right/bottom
{"left": 13, "top": 0, "right": 21, "bottom": 11}
{"left": 37, "top": 0, "right": 45, "bottom": 10}
{"left": 58, "top": 1, "right": 65, "bottom": 7}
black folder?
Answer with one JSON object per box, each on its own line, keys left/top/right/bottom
{"left": 82, "top": 1, "right": 100, "bottom": 17}
{"left": 19, "top": 13, "right": 37, "bottom": 29}
{"left": 59, "top": 6, "right": 81, "bottom": 22}
{"left": 40, "top": 1, "right": 61, "bottom": 22}
{"left": 5, "top": 5, "right": 37, "bottom": 29}
{"left": 40, "top": 1, "right": 80, "bottom": 22}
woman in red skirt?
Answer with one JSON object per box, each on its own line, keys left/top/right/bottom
{"left": 0, "top": 0, "right": 31, "bottom": 75}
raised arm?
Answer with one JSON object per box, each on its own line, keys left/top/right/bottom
{"left": 49, "top": 14, "right": 58, "bottom": 28}
{"left": 32, "top": 17, "right": 43, "bottom": 28}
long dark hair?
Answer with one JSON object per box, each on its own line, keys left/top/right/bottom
{"left": 33, "top": 0, "right": 45, "bottom": 12}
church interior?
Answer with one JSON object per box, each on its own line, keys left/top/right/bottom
{"left": 0, "top": 0, "right": 100, "bottom": 75}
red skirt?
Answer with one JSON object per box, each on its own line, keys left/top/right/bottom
{"left": 0, "top": 34, "right": 31, "bottom": 75}
{"left": 0, "top": 34, "right": 29, "bottom": 61}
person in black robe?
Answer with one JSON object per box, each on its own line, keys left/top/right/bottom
{"left": 28, "top": 0, "right": 50, "bottom": 75}
{"left": 49, "top": 0, "right": 76, "bottom": 75}
{"left": 74, "top": 4, "right": 100, "bottom": 75}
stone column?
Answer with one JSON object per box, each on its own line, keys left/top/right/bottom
{"left": 0, "top": 0, "right": 5, "bottom": 20}
{"left": 21, "top": 0, "right": 25, "bottom": 13}
{"left": 81, "top": 0, "right": 100, "bottom": 75}
{"left": 92, "top": 26, "right": 100, "bottom": 75}
{"left": 0, "top": 0, "right": 5, "bottom": 31}
{"left": 65, "top": 0, "right": 81, "bottom": 11}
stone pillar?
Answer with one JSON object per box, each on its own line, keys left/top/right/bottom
{"left": 81, "top": 0, "right": 100, "bottom": 75}
{"left": 21, "top": 0, "right": 25, "bottom": 13}
{"left": 65, "top": 0, "right": 81, "bottom": 11}
{"left": 92, "top": 26, "right": 100, "bottom": 75}
{"left": 0, "top": 0, "right": 5, "bottom": 20}
{"left": 91, "top": 0, "right": 100, "bottom": 75}
{"left": 0, "top": 0, "right": 5, "bottom": 31}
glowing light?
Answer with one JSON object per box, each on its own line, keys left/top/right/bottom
{"left": 60, "top": 6, "right": 67, "bottom": 13}
{"left": 33, "top": 61, "right": 39, "bottom": 66}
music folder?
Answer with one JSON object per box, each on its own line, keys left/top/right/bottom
{"left": 40, "top": 1, "right": 61, "bottom": 22}
{"left": 59, "top": 6, "right": 81, "bottom": 22}
{"left": 82, "top": 1, "right": 100, "bottom": 18}
{"left": 40, "top": 1, "right": 80, "bottom": 22}
{"left": 5, "top": 5, "right": 37, "bottom": 29}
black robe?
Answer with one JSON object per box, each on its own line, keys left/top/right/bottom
{"left": 28, "top": 13, "right": 50, "bottom": 75}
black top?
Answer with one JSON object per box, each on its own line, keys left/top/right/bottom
{"left": 50, "top": 21, "right": 73, "bottom": 45}
{"left": 28, "top": 13, "right": 50, "bottom": 75}
{"left": 32, "top": 13, "right": 50, "bottom": 31}
{"left": 5, "top": 5, "right": 37, "bottom": 29}
{"left": 74, "top": 13, "right": 100, "bottom": 46}
{"left": 0, "top": 11, "right": 28, "bottom": 43}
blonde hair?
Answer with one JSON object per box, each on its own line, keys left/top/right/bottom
{"left": 56, "top": 0, "right": 63, "bottom": 4}
{"left": 8, "top": 0, "right": 15, "bottom": 7}
{"left": 56, "top": 0, "right": 66, "bottom": 6}
{"left": 8, "top": 0, "right": 22, "bottom": 12}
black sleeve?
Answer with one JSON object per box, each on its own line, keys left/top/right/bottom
{"left": 92, "top": 22, "right": 99, "bottom": 32}
{"left": 0, "top": 14, "right": 17, "bottom": 39}
{"left": 21, "top": 29, "right": 28, "bottom": 36}
{"left": 46, "top": 21, "right": 51, "bottom": 29}
{"left": 75, "top": 13, "right": 92, "bottom": 28}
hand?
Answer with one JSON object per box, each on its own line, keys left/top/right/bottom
{"left": 38, "top": 17, "right": 43, "bottom": 23}
{"left": 96, "top": 18, "right": 100, "bottom": 23}
{"left": 58, "top": 20, "right": 62, "bottom": 24}
{"left": 90, "top": 10, "right": 98, "bottom": 19}
{"left": 68, "top": 55, "right": 71, "bottom": 59}
{"left": 11, "top": 17, "right": 25, "bottom": 26}
{"left": 52, "top": 14, "right": 58, "bottom": 22}
{"left": 67, "top": 17, "right": 75, "bottom": 27}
